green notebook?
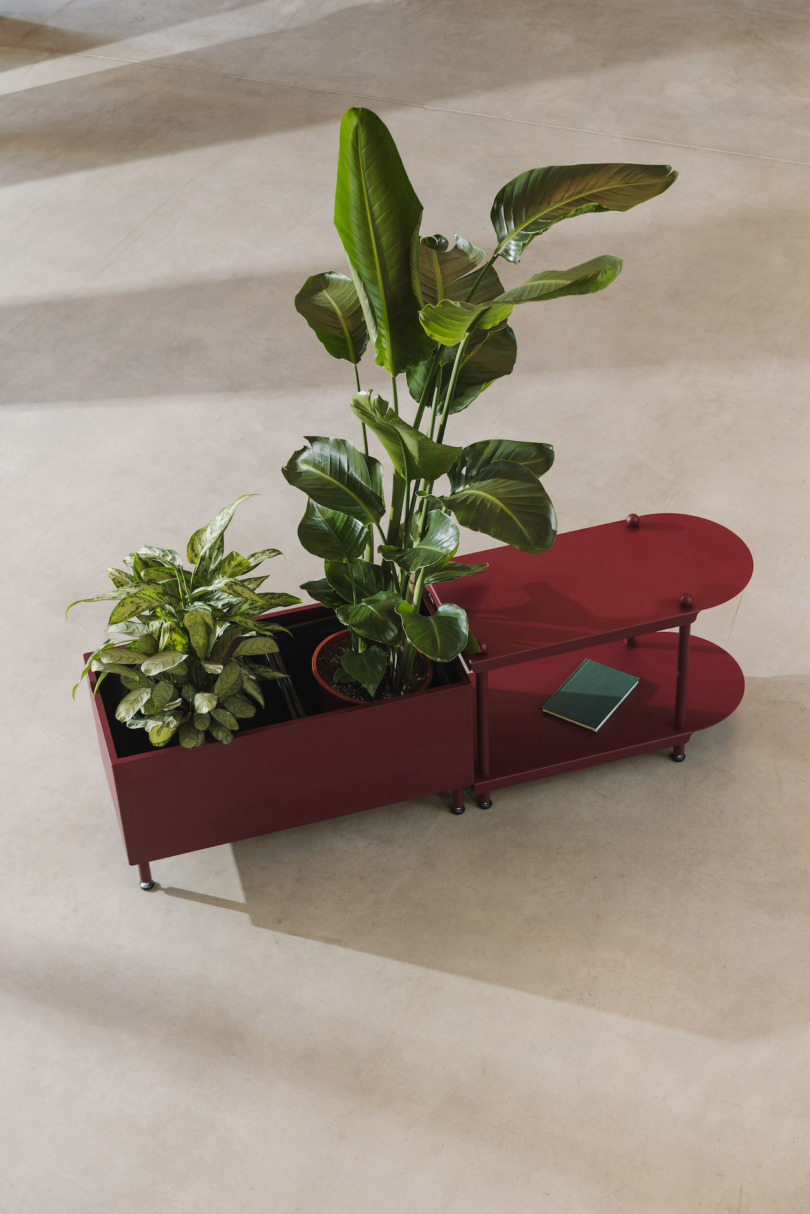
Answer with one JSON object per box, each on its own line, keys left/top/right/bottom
{"left": 542, "top": 659, "right": 639, "bottom": 732}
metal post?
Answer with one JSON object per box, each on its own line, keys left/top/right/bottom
{"left": 675, "top": 622, "right": 691, "bottom": 729}
{"left": 138, "top": 862, "right": 154, "bottom": 891}
{"left": 450, "top": 788, "right": 465, "bottom": 815}
{"left": 475, "top": 646, "right": 493, "bottom": 807}
{"left": 672, "top": 622, "right": 691, "bottom": 762}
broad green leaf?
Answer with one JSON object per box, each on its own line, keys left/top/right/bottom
{"left": 143, "top": 681, "right": 175, "bottom": 715}
{"left": 179, "top": 721, "right": 204, "bottom": 748}
{"left": 255, "top": 592, "right": 301, "bottom": 610}
{"left": 194, "top": 691, "right": 218, "bottom": 714}
{"left": 325, "top": 558, "right": 386, "bottom": 602}
{"left": 211, "top": 707, "right": 239, "bottom": 731}
{"left": 141, "top": 650, "right": 187, "bottom": 676}
{"left": 334, "top": 107, "right": 433, "bottom": 375}
{"left": 443, "top": 460, "right": 557, "bottom": 553}
{"left": 107, "top": 586, "right": 167, "bottom": 626}
{"left": 396, "top": 601, "right": 469, "bottom": 662}
{"left": 99, "top": 648, "right": 143, "bottom": 666}
{"left": 350, "top": 392, "right": 461, "bottom": 481}
{"left": 300, "top": 578, "right": 346, "bottom": 608}
{"left": 412, "top": 233, "right": 491, "bottom": 306}
{"left": 406, "top": 325, "right": 517, "bottom": 413}
{"left": 223, "top": 693, "right": 256, "bottom": 719}
{"left": 384, "top": 510, "right": 459, "bottom": 572}
{"left": 115, "top": 687, "right": 152, "bottom": 723}
{"left": 209, "top": 721, "right": 234, "bottom": 745}
{"left": 138, "top": 546, "right": 182, "bottom": 567}
{"left": 106, "top": 568, "right": 133, "bottom": 588}
{"left": 295, "top": 271, "right": 369, "bottom": 363}
{"left": 241, "top": 674, "right": 265, "bottom": 708}
{"left": 134, "top": 633, "right": 158, "bottom": 655}
{"left": 66, "top": 585, "right": 142, "bottom": 616}
{"left": 201, "top": 660, "right": 223, "bottom": 675}
{"left": 141, "top": 568, "right": 175, "bottom": 583}
{"left": 252, "top": 667, "right": 290, "bottom": 682}
{"left": 282, "top": 435, "right": 384, "bottom": 524}
{"left": 148, "top": 722, "right": 177, "bottom": 747}
{"left": 117, "top": 668, "right": 150, "bottom": 687}
{"left": 211, "top": 551, "right": 252, "bottom": 579}
{"left": 184, "top": 609, "right": 212, "bottom": 657}
{"left": 419, "top": 299, "right": 513, "bottom": 347}
{"left": 424, "top": 559, "right": 489, "bottom": 584}
{"left": 235, "top": 636, "right": 279, "bottom": 656}
{"left": 298, "top": 498, "right": 369, "bottom": 561}
{"left": 213, "top": 662, "right": 241, "bottom": 698}
{"left": 448, "top": 440, "right": 554, "bottom": 491}
{"left": 335, "top": 590, "right": 403, "bottom": 645}
{"left": 187, "top": 495, "right": 256, "bottom": 568}
{"left": 193, "top": 712, "right": 211, "bottom": 730}
{"left": 244, "top": 548, "right": 282, "bottom": 571}
{"left": 496, "top": 255, "right": 622, "bottom": 304}
{"left": 180, "top": 684, "right": 196, "bottom": 702}
{"left": 340, "top": 645, "right": 388, "bottom": 698}
{"left": 492, "top": 162, "right": 678, "bottom": 263}
{"left": 220, "top": 578, "right": 264, "bottom": 604}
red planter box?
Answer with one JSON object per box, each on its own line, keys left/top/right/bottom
{"left": 88, "top": 604, "right": 475, "bottom": 870}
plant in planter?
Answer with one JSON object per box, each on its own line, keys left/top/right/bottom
{"left": 287, "top": 108, "right": 676, "bottom": 703}
{"left": 68, "top": 495, "right": 301, "bottom": 747}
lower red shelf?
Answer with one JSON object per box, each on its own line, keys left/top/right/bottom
{"left": 474, "top": 632, "right": 744, "bottom": 794}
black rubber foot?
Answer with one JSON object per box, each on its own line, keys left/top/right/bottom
{"left": 671, "top": 751, "right": 686, "bottom": 763}
{"left": 478, "top": 799, "right": 493, "bottom": 809}
{"left": 140, "top": 880, "right": 155, "bottom": 890}
{"left": 450, "top": 803, "right": 466, "bottom": 815}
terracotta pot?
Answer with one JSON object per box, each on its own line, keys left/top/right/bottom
{"left": 312, "top": 628, "right": 433, "bottom": 708}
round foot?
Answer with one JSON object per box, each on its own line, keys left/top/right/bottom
{"left": 671, "top": 750, "right": 686, "bottom": 763}
{"left": 478, "top": 798, "right": 493, "bottom": 809}
{"left": 140, "top": 880, "right": 155, "bottom": 890}
{"left": 450, "top": 803, "right": 466, "bottom": 815}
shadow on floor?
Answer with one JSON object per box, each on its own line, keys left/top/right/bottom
{"left": 163, "top": 674, "right": 810, "bottom": 1041}
{"left": 0, "top": 0, "right": 781, "bottom": 185}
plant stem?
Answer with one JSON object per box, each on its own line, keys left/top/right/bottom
{"left": 412, "top": 352, "right": 441, "bottom": 432}
{"left": 354, "top": 364, "right": 369, "bottom": 455}
{"left": 436, "top": 333, "right": 471, "bottom": 445}
{"left": 390, "top": 374, "right": 399, "bottom": 416}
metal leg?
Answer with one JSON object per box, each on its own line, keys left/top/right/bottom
{"left": 450, "top": 788, "right": 466, "bottom": 815}
{"left": 477, "top": 792, "right": 493, "bottom": 809}
{"left": 138, "top": 862, "right": 154, "bottom": 891}
{"left": 672, "top": 622, "right": 691, "bottom": 762}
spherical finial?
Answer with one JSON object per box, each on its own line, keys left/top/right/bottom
{"left": 679, "top": 593, "right": 693, "bottom": 610}
{"left": 626, "top": 513, "right": 640, "bottom": 528}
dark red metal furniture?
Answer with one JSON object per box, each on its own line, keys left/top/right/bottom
{"left": 428, "top": 513, "right": 753, "bottom": 809}
{"left": 88, "top": 603, "right": 475, "bottom": 887}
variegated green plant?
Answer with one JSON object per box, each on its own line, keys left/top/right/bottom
{"left": 288, "top": 108, "right": 677, "bottom": 699}
{"left": 68, "top": 496, "right": 301, "bottom": 748}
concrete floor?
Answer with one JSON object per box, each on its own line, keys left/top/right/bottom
{"left": 2, "top": 1, "right": 809, "bottom": 1210}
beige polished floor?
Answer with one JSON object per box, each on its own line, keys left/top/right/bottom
{"left": 2, "top": 2, "right": 809, "bottom": 1211}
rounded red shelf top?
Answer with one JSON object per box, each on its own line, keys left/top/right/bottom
{"left": 430, "top": 513, "right": 753, "bottom": 668}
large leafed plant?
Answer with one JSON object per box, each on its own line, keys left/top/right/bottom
{"left": 69, "top": 497, "right": 300, "bottom": 747}
{"left": 287, "top": 108, "right": 677, "bottom": 699}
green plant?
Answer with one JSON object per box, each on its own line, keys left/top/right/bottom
{"left": 287, "top": 108, "right": 677, "bottom": 699}
{"left": 68, "top": 496, "right": 301, "bottom": 747}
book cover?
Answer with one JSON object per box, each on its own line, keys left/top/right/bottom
{"left": 542, "top": 659, "right": 639, "bottom": 732}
